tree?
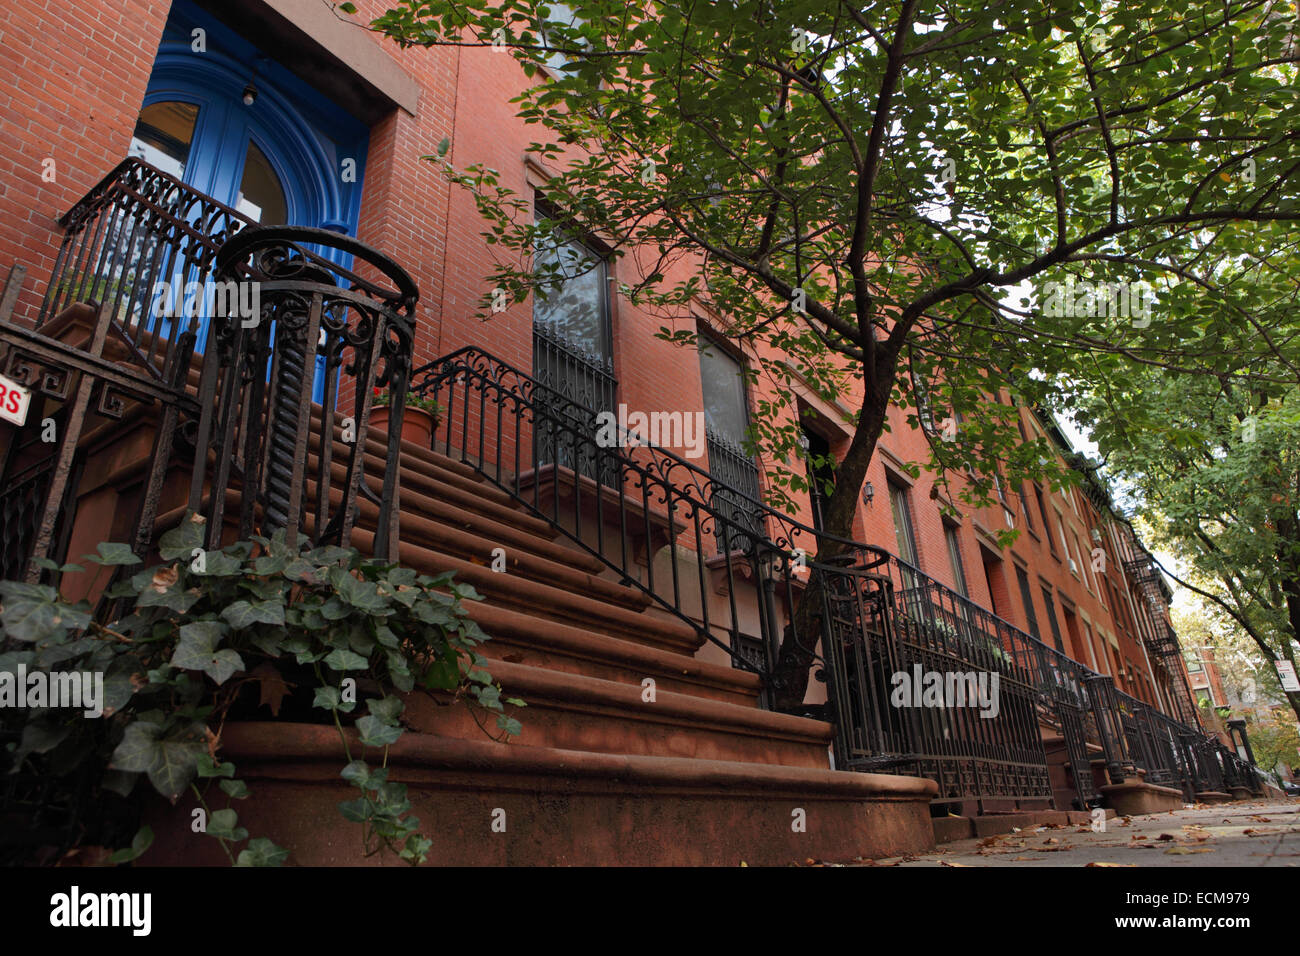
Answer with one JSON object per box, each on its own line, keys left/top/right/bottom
{"left": 356, "top": 0, "right": 1300, "bottom": 707}
{"left": 1076, "top": 370, "right": 1300, "bottom": 726}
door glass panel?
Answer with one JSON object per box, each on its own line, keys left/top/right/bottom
{"left": 129, "top": 101, "right": 199, "bottom": 179}
{"left": 235, "top": 140, "right": 287, "bottom": 224}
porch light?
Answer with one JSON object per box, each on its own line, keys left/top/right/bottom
{"left": 862, "top": 480, "right": 874, "bottom": 506}
{"left": 242, "top": 83, "right": 258, "bottom": 106}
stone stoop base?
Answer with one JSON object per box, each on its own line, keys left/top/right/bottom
{"left": 1100, "top": 780, "right": 1185, "bottom": 815}
{"left": 139, "top": 723, "right": 940, "bottom": 866}
{"left": 932, "top": 808, "right": 1116, "bottom": 844}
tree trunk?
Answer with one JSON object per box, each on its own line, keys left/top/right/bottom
{"left": 771, "top": 358, "right": 896, "bottom": 712}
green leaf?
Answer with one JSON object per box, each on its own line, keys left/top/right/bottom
{"left": 236, "top": 837, "right": 289, "bottom": 867}
{"left": 0, "top": 584, "right": 59, "bottom": 643}
{"left": 207, "top": 808, "right": 249, "bottom": 841}
{"left": 324, "top": 648, "right": 369, "bottom": 672}
{"left": 157, "top": 516, "right": 205, "bottom": 561}
{"left": 84, "top": 542, "right": 142, "bottom": 567}
{"left": 107, "top": 825, "right": 154, "bottom": 864}
{"left": 368, "top": 695, "right": 404, "bottom": 724}
{"left": 357, "top": 715, "right": 402, "bottom": 747}
{"left": 313, "top": 686, "right": 341, "bottom": 710}
{"left": 222, "top": 600, "right": 286, "bottom": 629}
{"left": 219, "top": 778, "right": 250, "bottom": 799}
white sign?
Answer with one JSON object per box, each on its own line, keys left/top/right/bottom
{"left": 1276, "top": 660, "right": 1300, "bottom": 693}
{"left": 0, "top": 372, "right": 31, "bottom": 427}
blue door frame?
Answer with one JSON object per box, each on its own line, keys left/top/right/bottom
{"left": 139, "top": 1, "right": 372, "bottom": 400}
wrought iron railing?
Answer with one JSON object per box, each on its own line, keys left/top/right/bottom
{"left": 36, "top": 157, "right": 255, "bottom": 380}
{"left": 705, "top": 428, "right": 764, "bottom": 553}
{"left": 0, "top": 162, "right": 417, "bottom": 579}
{"left": 194, "top": 226, "right": 417, "bottom": 558}
{"left": 411, "top": 346, "right": 838, "bottom": 699}
{"left": 819, "top": 551, "right": 1054, "bottom": 804}
{"left": 408, "top": 345, "right": 1259, "bottom": 808}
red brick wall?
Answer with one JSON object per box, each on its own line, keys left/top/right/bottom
{"left": 0, "top": 0, "right": 170, "bottom": 324}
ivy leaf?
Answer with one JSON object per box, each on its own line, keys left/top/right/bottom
{"left": 219, "top": 778, "right": 250, "bottom": 799}
{"left": 83, "top": 542, "right": 142, "bottom": 567}
{"left": 207, "top": 808, "right": 249, "bottom": 841}
{"left": 223, "top": 600, "right": 286, "bottom": 629}
{"left": 110, "top": 720, "right": 205, "bottom": 801}
{"left": 324, "top": 648, "right": 369, "bottom": 672}
{"left": 236, "top": 837, "right": 289, "bottom": 867}
{"left": 368, "top": 696, "right": 404, "bottom": 724}
{"left": 357, "top": 715, "right": 402, "bottom": 747}
{"left": 0, "top": 582, "right": 60, "bottom": 642}
{"left": 107, "top": 825, "right": 154, "bottom": 864}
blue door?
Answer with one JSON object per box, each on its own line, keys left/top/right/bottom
{"left": 128, "top": 1, "right": 370, "bottom": 400}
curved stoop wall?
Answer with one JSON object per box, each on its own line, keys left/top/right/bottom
{"left": 140, "top": 723, "right": 938, "bottom": 866}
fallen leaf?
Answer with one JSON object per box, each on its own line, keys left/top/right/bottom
{"left": 251, "top": 662, "right": 292, "bottom": 717}
{"left": 1086, "top": 861, "right": 1136, "bottom": 867}
{"left": 151, "top": 566, "right": 179, "bottom": 593}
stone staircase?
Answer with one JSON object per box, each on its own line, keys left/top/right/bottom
{"left": 190, "top": 426, "right": 938, "bottom": 865}
{"left": 22, "top": 307, "right": 937, "bottom": 864}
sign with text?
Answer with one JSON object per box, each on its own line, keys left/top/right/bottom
{"left": 0, "top": 372, "right": 31, "bottom": 427}
{"left": 1276, "top": 660, "right": 1300, "bottom": 693}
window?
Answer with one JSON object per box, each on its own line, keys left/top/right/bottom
{"left": 1035, "top": 485, "right": 1059, "bottom": 559}
{"left": 698, "top": 336, "right": 749, "bottom": 445}
{"left": 888, "top": 480, "right": 919, "bottom": 567}
{"left": 235, "top": 140, "right": 287, "bottom": 224}
{"left": 130, "top": 101, "right": 199, "bottom": 179}
{"left": 698, "top": 335, "right": 760, "bottom": 551}
{"left": 1041, "top": 586, "right": 1065, "bottom": 653}
{"left": 1017, "top": 481, "right": 1036, "bottom": 535}
{"left": 533, "top": 206, "right": 610, "bottom": 362}
{"left": 1015, "top": 566, "right": 1042, "bottom": 641}
{"left": 1185, "top": 655, "right": 1204, "bottom": 674}
{"left": 944, "top": 523, "right": 968, "bottom": 598}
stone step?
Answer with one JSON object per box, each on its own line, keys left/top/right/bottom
{"left": 466, "top": 600, "right": 760, "bottom": 708}
{"left": 404, "top": 657, "right": 828, "bottom": 767}
{"left": 344, "top": 523, "right": 704, "bottom": 657}
{"left": 141, "top": 722, "right": 938, "bottom": 866}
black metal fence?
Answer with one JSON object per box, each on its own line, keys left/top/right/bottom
{"left": 408, "top": 345, "right": 1261, "bottom": 808}
{"left": 0, "top": 161, "right": 416, "bottom": 581}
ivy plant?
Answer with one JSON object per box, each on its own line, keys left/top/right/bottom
{"left": 0, "top": 512, "right": 523, "bottom": 866}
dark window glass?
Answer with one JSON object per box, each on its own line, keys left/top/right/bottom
{"left": 533, "top": 208, "right": 609, "bottom": 361}
{"left": 1015, "top": 566, "right": 1042, "bottom": 641}
{"left": 129, "top": 101, "right": 199, "bottom": 179}
{"left": 236, "top": 140, "right": 287, "bottom": 225}
{"left": 698, "top": 338, "right": 749, "bottom": 443}
{"left": 944, "top": 523, "right": 968, "bottom": 597}
{"left": 1034, "top": 485, "right": 1060, "bottom": 558}
{"left": 889, "top": 481, "right": 918, "bottom": 567}
{"left": 1041, "top": 586, "right": 1065, "bottom": 653}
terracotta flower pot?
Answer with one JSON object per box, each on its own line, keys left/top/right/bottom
{"left": 371, "top": 405, "right": 438, "bottom": 447}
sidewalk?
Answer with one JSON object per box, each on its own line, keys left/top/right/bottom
{"left": 855, "top": 798, "right": 1300, "bottom": 867}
